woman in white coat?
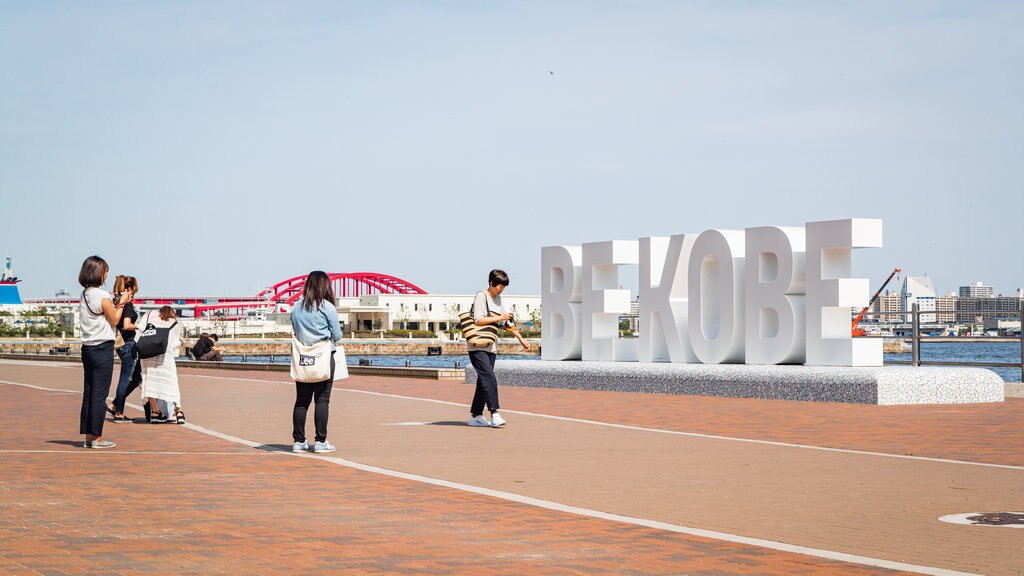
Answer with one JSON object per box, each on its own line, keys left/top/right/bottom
{"left": 136, "top": 305, "right": 186, "bottom": 424}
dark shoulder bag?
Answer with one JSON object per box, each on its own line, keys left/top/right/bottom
{"left": 136, "top": 311, "right": 178, "bottom": 360}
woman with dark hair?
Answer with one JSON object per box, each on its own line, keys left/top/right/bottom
{"left": 137, "top": 306, "right": 185, "bottom": 424}
{"left": 78, "top": 255, "right": 129, "bottom": 449}
{"left": 467, "top": 269, "right": 531, "bottom": 428}
{"left": 107, "top": 276, "right": 141, "bottom": 423}
{"left": 290, "top": 271, "right": 342, "bottom": 453}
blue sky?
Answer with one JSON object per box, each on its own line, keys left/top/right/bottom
{"left": 1, "top": 1, "right": 1022, "bottom": 299}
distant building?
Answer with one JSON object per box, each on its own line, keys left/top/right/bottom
{"left": 337, "top": 293, "right": 541, "bottom": 333}
{"left": 873, "top": 292, "right": 902, "bottom": 322}
{"left": 959, "top": 282, "right": 993, "bottom": 298}
{"left": 956, "top": 296, "right": 1023, "bottom": 323}
{"left": 901, "top": 276, "right": 936, "bottom": 323}
{"left": 935, "top": 295, "right": 957, "bottom": 324}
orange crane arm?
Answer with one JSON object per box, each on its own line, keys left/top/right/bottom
{"left": 852, "top": 268, "right": 902, "bottom": 332}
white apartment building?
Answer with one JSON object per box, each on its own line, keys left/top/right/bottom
{"left": 902, "top": 276, "right": 937, "bottom": 323}
{"left": 335, "top": 293, "right": 542, "bottom": 332}
{"left": 959, "top": 282, "right": 994, "bottom": 298}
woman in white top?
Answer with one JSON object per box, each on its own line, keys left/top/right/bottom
{"left": 136, "top": 306, "right": 185, "bottom": 424}
{"left": 78, "top": 256, "right": 130, "bottom": 449}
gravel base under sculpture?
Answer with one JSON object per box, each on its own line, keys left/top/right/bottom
{"left": 465, "top": 360, "right": 1005, "bottom": 405}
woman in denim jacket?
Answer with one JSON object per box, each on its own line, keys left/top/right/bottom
{"left": 290, "top": 271, "right": 342, "bottom": 453}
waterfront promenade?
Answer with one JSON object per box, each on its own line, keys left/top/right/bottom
{"left": 1, "top": 359, "right": 1022, "bottom": 575}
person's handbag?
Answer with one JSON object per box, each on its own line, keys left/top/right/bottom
{"left": 458, "top": 292, "right": 503, "bottom": 347}
{"left": 333, "top": 345, "right": 349, "bottom": 381}
{"left": 290, "top": 338, "right": 333, "bottom": 383}
{"left": 136, "top": 312, "right": 178, "bottom": 360}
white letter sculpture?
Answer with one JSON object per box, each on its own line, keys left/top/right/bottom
{"left": 541, "top": 245, "right": 583, "bottom": 360}
{"left": 639, "top": 235, "right": 698, "bottom": 363}
{"left": 688, "top": 230, "right": 746, "bottom": 364}
{"left": 582, "top": 240, "right": 638, "bottom": 362}
{"left": 744, "top": 226, "right": 806, "bottom": 364}
{"left": 805, "top": 218, "right": 883, "bottom": 366}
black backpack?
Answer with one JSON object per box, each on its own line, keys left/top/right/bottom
{"left": 136, "top": 312, "right": 178, "bottom": 360}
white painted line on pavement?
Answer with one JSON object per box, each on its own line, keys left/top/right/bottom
{"left": 0, "top": 376, "right": 983, "bottom": 576}
{"left": 0, "top": 450, "right": 271, "bottom": 455}
{"left": 0, "top": 359, "right": 78, "bottom": 368}
{"left": 5, "top": 371, "right": 1024, "bottom": 470}
{"left": 187, "top": 373, "right": 1024, "bottom": 471}
{"left": 0, "top": 379, "right": 78, "bottom": 393}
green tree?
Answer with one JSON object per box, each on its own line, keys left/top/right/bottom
{"left": 529, "top": 307, "right": 541, "bottom": 332}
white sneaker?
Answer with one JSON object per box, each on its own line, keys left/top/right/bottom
{"left": 313, "top": 441, "right": 336, "bottom": 453}
{"left": 292, "top": 441, "right": 309, "bottom": 453}
{"left": 490, "top": 412, "right": 506, "bottom": 427}
{"left": 468, "top": 415, "right": 492, "bottom": 427}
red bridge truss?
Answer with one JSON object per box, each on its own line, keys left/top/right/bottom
{"left": 29, "top": 273, "right": 426, "bottom": 319}
{"left": 258, "top": 272, "right": 427, "bottom": 308}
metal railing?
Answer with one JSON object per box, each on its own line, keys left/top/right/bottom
{"left": 866, "top": 303, "right": 1024, "bottom": 381}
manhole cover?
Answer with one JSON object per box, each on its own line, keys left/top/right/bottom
{"left": 939, "top": 512, "right": 1024, "bottom": 528}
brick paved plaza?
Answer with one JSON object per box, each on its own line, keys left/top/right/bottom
{"left": 1, "top": 359, "right": 1021, "bottom": 575}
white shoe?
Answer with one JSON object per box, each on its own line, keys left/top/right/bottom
{"left": 313, "top": 441, "right": 336, "bottom": 453}
{"left": 292, "top": 441, "right": 309, "bottom": 453}
{"left": 468, "top": 415, "right": 492, "bottom": 427}
{"left": 490, "top": 412, "right": 506, "bottom": 427}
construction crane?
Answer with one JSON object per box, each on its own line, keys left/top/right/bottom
{"left": 852, "top": 268, "right": 902, "bottom": 336}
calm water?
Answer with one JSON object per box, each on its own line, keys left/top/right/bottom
{"left": 885, "top": 341, "right": 1022, "bottom": 382}
{"left": 220, "top": 342, "right": 1022, "bottom": 382}
{"left": 220, "top": 354, "right": 535, "bottom": 369}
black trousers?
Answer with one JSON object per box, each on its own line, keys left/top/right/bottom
{"left": 80, "top": 341, "right": 115, "bottom": 436}
{"left": 469, "top": 350, "right": 499, "bottom": 416}
{"left": 292, "top": 352, "right": 335, "bottom": 443}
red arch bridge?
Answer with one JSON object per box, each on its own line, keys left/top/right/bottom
{"left": 24, "top": 273, "right": 428, "bottom": 319}
{"left": 192, "top": 272, "right": 427, "bottom": 317}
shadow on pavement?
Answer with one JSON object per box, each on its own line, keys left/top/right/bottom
{"left": 427, "top": 421, "right": 471, "bottom": 427}
{"left": 256, "top": 444, "right": 294, "bottom": 453}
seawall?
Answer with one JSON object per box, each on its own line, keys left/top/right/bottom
{"left": 0, "top": 338, "right": 540, "bottom": 357}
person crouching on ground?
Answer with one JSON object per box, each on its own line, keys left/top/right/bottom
{"left": 191, "top": 332, "right": 223, "bottom": 361}
{"left": 78, "top": 255, "right": 130, "bottom": 449}
{"left": 137, "top": 306, "right": 186, "bottom": 425}
{"left": 202, "top": 334, "right": 223, "bottom": 361}
{"left": 290, "top": 271, "right": 342, "bottom": 453}
{"left": 467, "top": 269, "right": 531, "bottom": 428}
{"left": 107, "top": 275, "right": 142, "bottom": 423}
{"left": 190, "top": 332, "right": 211, "bottom": 360}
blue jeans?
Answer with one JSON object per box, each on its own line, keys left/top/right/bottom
{"left": 112, "top": 340, "right": 142, "bottom": 414}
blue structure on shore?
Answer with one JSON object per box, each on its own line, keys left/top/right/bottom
{"left": 0, "top": 256, "right": 22, "bottom": 305}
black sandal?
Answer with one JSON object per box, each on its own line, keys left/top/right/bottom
{"left": 175, "top": 410, "right": 186, "bottom": 425}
